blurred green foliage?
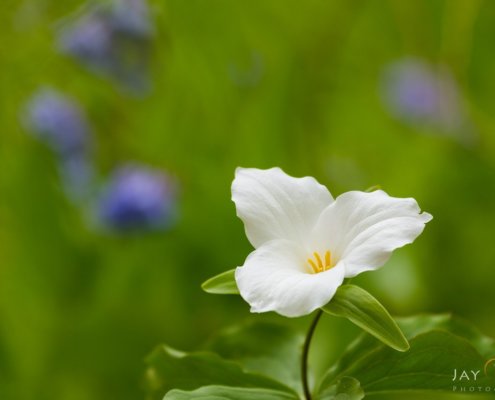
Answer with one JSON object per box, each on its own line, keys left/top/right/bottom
{"left": 1, "top": 0, "right": 495, "bottom": 399}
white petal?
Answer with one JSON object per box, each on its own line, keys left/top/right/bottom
{"left": 311, "top": 190, "right": 432, "bottom": 278}
{"left": 232, "top": 167, "right": 333, "bottom": 248}
{"left": 235, "top": 239, "right": 346, "bottom": 317}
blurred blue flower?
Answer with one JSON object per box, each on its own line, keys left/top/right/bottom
{"left": 111, "top": 0, "right": 153, "bottom": 36}
{"left": 381, "top": 58, "right": 467, "bottom": 135}
{"left": 98, "top": 165, "right": 177, "bottom": 232}
{"left": 23, "top": 88, "right": 91, "bottom": 156}
{"left": 23, "top": 88, "right": 94, "bottom": 201}
{"left": 58, "top": 0, "right": 153, "bottom": 94}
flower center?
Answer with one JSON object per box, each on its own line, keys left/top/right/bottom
{"left": 307, "top": 250, "right": 332, "bottom": 274}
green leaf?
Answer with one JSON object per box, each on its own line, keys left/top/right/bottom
{"left": 164, "top": 385, "right": 298, "bottom": 400}
{"left": 206, "top": 321, "right": 304, "bottom": 393}
{"left": 397, "top": 314, "right": 495, "bottom": 358}
{"left": 144, "top": 345, "right": 296, "bottom": 400}
{"left": 321, "top": 285, "right": 409, "bottom": 352}
{"left": 317, "top": 314, "right": 495, "bottom": 397}
{"left": 316, "top": 377, "right": 364, "bottom": 400}
{"left": 201, "top": 269, "right": 239, "bottom": 294}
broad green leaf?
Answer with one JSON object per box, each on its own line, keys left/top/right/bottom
{"left": 316, "top": 377, "right": 364, "bottom": 400}
{"left": 317, "top": 314, "right": 495, "bottom": 397}
{"left": 164, "top": 385, "right": 298, "bottom": 400}
{"left": 144, "top": 345, "right": 296, "bottom": 400}
{"left": 330, "top": 313, "right": 495, "bottom": 380}
{"left": 206, "top": 321, "right": 304, "bottom": 393}
{"left": 321, "top": 285, "right": 409, "bottom": 352}
{"left": 201, "top": 269, "right": 239, "bottom": 294}
{"left": 398, "top": 314, "right": 495, "bottom": 358}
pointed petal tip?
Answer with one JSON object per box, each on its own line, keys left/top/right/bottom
{"left": 421, "top": 211, "right": 433, "bottom": 223}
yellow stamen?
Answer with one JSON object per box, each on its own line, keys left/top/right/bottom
{"left": 307, "top": 258, "right": 319, "bottom": 273}
{"left": 325, "top": 250, "right": 331, "bottom": 268}
{"left": 307, "top": 250, "right": 333, "bottom": 274}
{"left": 313, "top": 252, "right": 324, "bottom": 271}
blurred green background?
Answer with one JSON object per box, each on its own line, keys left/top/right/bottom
{"left": 1, "top": 0, "right": 495, "bottom": 399}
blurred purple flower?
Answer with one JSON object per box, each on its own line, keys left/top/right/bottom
{"left": 23, "top": 88, "right": 90, "bottom": 156}
{"left": 98, "top": 165, "right": 177, "bottom": 231}
{"left": 59, "top": 12, "right": 114, "bottom": 72}
{"left": 112, "top": 0, "right": 153, "bottom": 36}
{"left": 381, "top": 58, "right": 465, "bottom": 134}
{"left": 23, "top": 88, "right": 94, "bottom": 201}
{"left": 58, "top": 0, "right": 153, "bottom": 93}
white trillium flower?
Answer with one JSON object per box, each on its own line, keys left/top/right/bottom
{"left": 232, "top": 167, "right": 432, "bottom": 318}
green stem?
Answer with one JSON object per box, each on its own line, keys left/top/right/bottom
{"left": 301, "top": 309, "right": 323, "bottom": 400}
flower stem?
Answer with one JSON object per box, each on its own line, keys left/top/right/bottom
{"left": 301, "top": 309, "right": 323, "bottom": 400}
